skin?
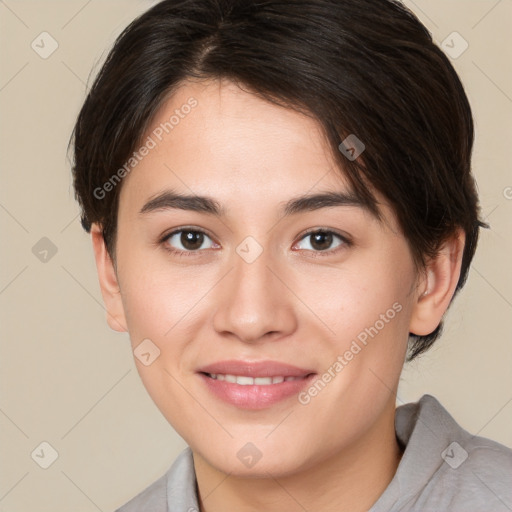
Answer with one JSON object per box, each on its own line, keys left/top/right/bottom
{"left": 91, "top": 78, "right": 465, "bottom": 512}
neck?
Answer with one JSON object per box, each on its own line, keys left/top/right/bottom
{"left": 193, "top": 399, "right": 403, "bottom": 512}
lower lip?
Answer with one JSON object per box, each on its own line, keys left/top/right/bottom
{"left": 198, "top": 373, "right": 316, "bottom": 409}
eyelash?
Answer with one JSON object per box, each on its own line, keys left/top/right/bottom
{"left": 159, "top": 226, "right": 352, "bottom": 258}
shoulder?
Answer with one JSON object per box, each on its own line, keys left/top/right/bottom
{"left": 443, "top": 431, "right": 512, "bottom": 504}
{"left": 420, "top": 434, "right": 512, "bottom": 511}
{"left": 114, "top": 447, "right": 197, "bottom": 512}
{"left": 392, "top": 394, "right": 512, "bottom": 512}
{"left": 114, "top": 471, "right": 167, "bottom": 512}
{"left": 411, "top": 394, "right": 512, "bottom": 469}
{"left": 463, "top": 432, "right": 512, "bottom": 470}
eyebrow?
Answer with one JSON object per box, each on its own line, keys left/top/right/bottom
{"left": 139, "top": 188, "right": 379, "bottom": 219}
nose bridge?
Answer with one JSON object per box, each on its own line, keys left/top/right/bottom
{"left": 212, "top": 239, "right": 297, "bottom": 342}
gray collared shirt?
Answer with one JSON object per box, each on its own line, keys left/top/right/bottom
{"left": 115, "top": 394, "right": 512, "bottom": 512}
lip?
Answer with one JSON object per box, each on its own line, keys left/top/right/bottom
{"left": 197, "top": 360, "right": 316, "bottom": 410}
{"left": 197, "top": 360, "right": 316, "bottom": 378}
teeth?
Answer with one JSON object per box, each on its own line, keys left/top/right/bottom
{"left": 252, "top": 377, "right": 269, "bottom": 385}
{"left": 208, "top": 373, "right": 303, "bottom": 385}
{"left": 237, "top": 376, "right": 254, "bottom": 385}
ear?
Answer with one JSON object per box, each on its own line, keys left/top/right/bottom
{"left": 409, "top": 228, "right": 466, "bottom": 336}
{"left": 91, "top": 223, "right": 128, "bottom": 332}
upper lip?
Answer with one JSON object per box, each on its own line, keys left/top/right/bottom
{"left": 198, "top": 360, "right": 316, "bottom": 378}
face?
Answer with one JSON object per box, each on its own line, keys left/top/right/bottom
{"left": 97, "top": 78, "right": 425, "bottom": 477}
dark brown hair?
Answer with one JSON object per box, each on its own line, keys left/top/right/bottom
{"left": 70, "top": 0, "right": 488, "bottom": 360}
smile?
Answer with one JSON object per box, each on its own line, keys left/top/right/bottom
{"left": 205, "top": 373, "right": 306, "bottom": 385}
{"left": 198, "top": 362, "right": 316, "bottom": 409}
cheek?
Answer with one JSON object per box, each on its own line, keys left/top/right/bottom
{"left": 117, "top": 247, "right": 207, "bottom": 342}
{"left": 299, "top": 258, "right": 409, "bottom": 342}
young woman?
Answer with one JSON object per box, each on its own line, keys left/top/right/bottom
{"left": 70, "top": 0, "right": 512, "bottom": 510}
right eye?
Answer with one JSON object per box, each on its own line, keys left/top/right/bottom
{"left": 161, "top": 228, "right": 219, "bottom": 256}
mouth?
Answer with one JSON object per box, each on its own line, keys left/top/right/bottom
{"left": 197, "top": 360, "right": 316, "bottom": 409}
{"left": 202, "top": 373, "right": 308, "bottom": 385}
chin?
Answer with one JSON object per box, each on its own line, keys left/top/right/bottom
{"left": 193, "top": 438, "right": 317, "bottom": 479}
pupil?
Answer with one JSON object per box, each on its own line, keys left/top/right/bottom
{"left": 182, "top": 231, "right": 203, "bottom": 250}
{"left": 311, "top": 231, "right": 332, "bottom": 251}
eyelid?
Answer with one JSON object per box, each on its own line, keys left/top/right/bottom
{"left": 297, "top": 226, "right": 351, "bottom": 242}
{"left": 159, "top": 225, "right": 213, "bottom": 243}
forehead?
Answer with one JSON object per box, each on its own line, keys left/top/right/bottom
{"left": 148, "top": 78, "right": 340, "bottom": 180}
{"left": 118, "top": 78, "right": 396, "bottom": 230}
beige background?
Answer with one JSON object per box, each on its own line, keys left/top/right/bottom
{"left": 0, "top": 1, "right": 511, "bottom": 511}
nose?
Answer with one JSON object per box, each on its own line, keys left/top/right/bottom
{"left": 212, "top": 244, "right": 298, "bottom": 344}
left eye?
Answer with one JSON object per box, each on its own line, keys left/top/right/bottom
{"left": 294, "top": 230, "right": 347, "bottom": 253}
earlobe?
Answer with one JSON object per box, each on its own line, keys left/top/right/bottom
{"left": 409, "top": 229, "right": 466, "bottom": 336}
{"left": 91, "top": 224, "right": 128, "bottom": 332}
